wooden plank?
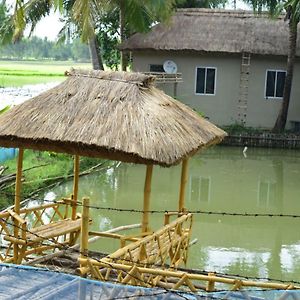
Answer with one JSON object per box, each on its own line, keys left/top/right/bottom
{"left": 26, "top": 219, "right": 81, "bottom": 243}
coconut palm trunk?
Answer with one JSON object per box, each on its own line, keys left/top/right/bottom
{"left": 88, "top": 35, "right": 104, "bottom": 70}
{"left": 273, "top": 20, "right": 297, "bottom": 132}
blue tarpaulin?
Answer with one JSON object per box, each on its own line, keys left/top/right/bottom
{"left": 0, "top": 263, "right": 187, "bottom": 299}
{"left": 0, "top": 148, "right": 17, "bottom": 163}
{"left": 0, "top": 263, "right": 299, "bottom": 299}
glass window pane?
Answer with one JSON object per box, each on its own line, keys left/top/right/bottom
{"left": 191, "top": 177, "right": 200, "bottom": 202}
{"left": 275, "top": 71, "right": 286, "bottom": 98}
{"left": 200, "top": 178, "right": 210, "bottom": 202}
{"left": 205, "top": 68, "right": 215, "bottom": 94}
{"left": 149, "top": 64, "right": 164, "bottom": 72}
{"left": 196, "top": 68, "right": 205, "bottom": 94}
{"left": 258, "top": 181, "right": 268, "bottom": 206}
{"left": 266, "top": 71, "right": 276, "bottom": 98}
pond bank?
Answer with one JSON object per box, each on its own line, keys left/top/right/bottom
{"left": 0, "top": 151, "right": 114, "bottom": 209}
{"left": 222, "top": 132, "right": 300, "bottom": 149}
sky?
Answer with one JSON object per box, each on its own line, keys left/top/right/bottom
{"left": 5, "top": 1, "right": 250, "bottom": 41}
{"left": 31, "top": 11, "right": 64, "bottom": 41}
{"left": 5, "top": 0, "right": 63, "bottom": 41}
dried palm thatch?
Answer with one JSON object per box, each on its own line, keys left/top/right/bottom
{"left": 0, "top": 69, "right": 226, "bottom": 167}
{"left": 120, "top": 8, "right": 298, "bottom": 57}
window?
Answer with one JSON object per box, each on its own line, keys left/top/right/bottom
{"left": 149, "top": 64, "right": 164, "bottom": 72}
{"left": 257, "top": 180, "right": 276, "bottom": 207}
{"left": 190, "top": 176, "right": 211, "bottom": 202}
{"left": 265, "top": 70, "right": 286, "bottom": 98}
{"left": 195, "top": 67, "right": 216, "bottom": 95}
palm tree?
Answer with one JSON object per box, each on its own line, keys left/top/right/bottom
{"left": 0, "top": 0, "right": 14, "bottom": 44}
{"left": 245, "top": 0, "right": 300, "bottom": 132}
{"left": 118, "top": 0, "right": 177, "bottom": 70}
{"left": 272, "top": 2, "right": 299, "bottom": 132}
{"left": 11, "top": 0, "right": 107, "bottom": 69}
{"left": 11, "top": 0, "right": 178, "bottom": 71}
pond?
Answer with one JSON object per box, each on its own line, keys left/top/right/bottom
{"left": 47, "top": 146, "right": 300, "bottom": 282}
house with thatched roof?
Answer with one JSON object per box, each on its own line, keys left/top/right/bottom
{"left": 120, "top": 8, "right": 300, "bottom": 129}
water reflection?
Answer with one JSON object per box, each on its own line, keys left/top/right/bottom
{"left": 49, "top": 146, "right": 300, "bottom": 282}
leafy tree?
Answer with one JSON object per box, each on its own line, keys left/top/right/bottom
{"left": 245, "top": 0, "right": 300, "bottom": 132}
{"left": 118, "top": 0, "right": 177, "bottom": 70}
{"left": 11, "top": 0, "right": 178, "bottom": 70}
{"left": 0, "top": 0, "right": 13, "bottom": 44}
{"left": 9, "top": 0, "right": 105, "bottom": 69}
{"left": 95, "top": 9, "right": 120, "bottom": 70}
{"left": 0, "top": 36, "right": 90, "bottom": 61}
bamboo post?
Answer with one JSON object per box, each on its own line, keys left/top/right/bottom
{"left": 80, "top": 197, "right": 90, "bottom": 271}
{"left": 72, "top": 155, "right": 80, "bottom": 220}
{"left": 70, "top": 155, "right": 80, "bottom": 245}
{"left": 142, "top": 165, "right": 153, "bottom": 233}
{"left": 13, "top": 148, "right": 24, "bottom": 263}
{"left": 206, "top": 272, "right": 216, "bottom": 291}
{"left": 178, "top": 158, "right": 189, "bottom": 212}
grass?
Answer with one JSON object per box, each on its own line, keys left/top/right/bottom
{"left": 0, "top": 60, "right": 92, "bottom": 87}
{"left": 0, "top": 150, "right": 105, "bottom": 209}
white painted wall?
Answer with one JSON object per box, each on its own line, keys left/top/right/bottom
{"left": 132, "top": 51, "right": 300, "bottom": 129}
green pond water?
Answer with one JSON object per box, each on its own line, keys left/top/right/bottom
{"left": 48, "top": 146, "right": 300, "bottom": 282}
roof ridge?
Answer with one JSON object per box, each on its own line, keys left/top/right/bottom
{"left": 175, "top": 8, "right": 282, "bottom": 19}
{"left": 66, "top": 68, "right": 156, "bottom": 88}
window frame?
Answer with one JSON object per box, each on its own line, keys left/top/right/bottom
{"left": 195, "top": 66, "right": 217, "bottom": 96}
{"left": 264, "top": 69, "right": 286, "bottom": 99}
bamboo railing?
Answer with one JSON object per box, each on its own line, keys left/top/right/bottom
{"left": 79, "top": 213, "right": 193, "bottom": 280}
{"left": 0, "top": 197, "right": 81, "bottom": 263}
{"left": 79, "top": 257, "right": 300, "bottom": 293}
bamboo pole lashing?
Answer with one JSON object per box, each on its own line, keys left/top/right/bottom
{"left": 178, "top": 158, "right": 189, "bottom": 212}
{"left": 142, "top": 165, "right": 153, "bottom": 233}
{"left": 13, "top": 148, "right": 24, "bottom": 263}
{"left": 80, "top": 197, "right": 90, "bottom": 270}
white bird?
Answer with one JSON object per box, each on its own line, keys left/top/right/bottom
{"left": 243, "top": 146, "right": 248, "bottom": 158}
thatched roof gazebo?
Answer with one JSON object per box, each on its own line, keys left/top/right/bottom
{"left": 0, "top": 69, "right": 226, "bottom": 242}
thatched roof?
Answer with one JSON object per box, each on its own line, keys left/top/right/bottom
{"left": 0, "top": 69, "right": 226, "bottom": 167}
{"left": 120, "top": 8, "right": 298, "bottom": 57}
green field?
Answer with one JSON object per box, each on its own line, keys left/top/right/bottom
{"left": 0, "top": 60, "right": 92, "bottom": 87}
